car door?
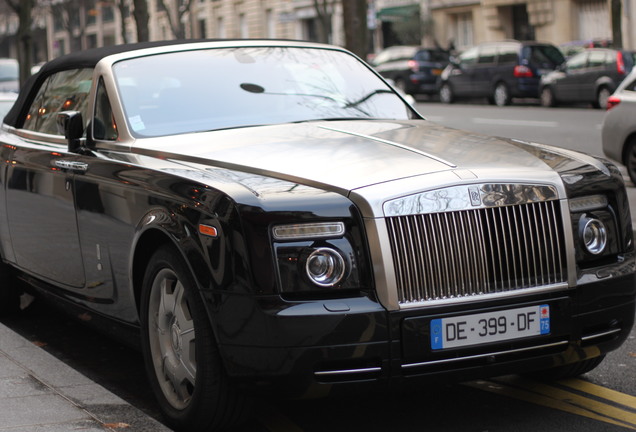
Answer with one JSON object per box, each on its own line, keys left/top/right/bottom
{"left": 448, "top": 46, "right": 478, "bottom": 96}
{"left": 473, "top": 44, "right": 498, "bottom": 97}
{"left": 582, "top": 50, "right": 608, "bottom": 100}
{"left": 555, "top": 51, "right": 588, "bottom": 101}
{"left": 4, "top": 68, "right": 93, "bottom": 289}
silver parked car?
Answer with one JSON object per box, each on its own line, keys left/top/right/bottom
{"left": 602, "top": 68, "right": 636, "bottom": 183}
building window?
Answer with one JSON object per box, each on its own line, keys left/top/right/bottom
{"left": 451, "top": 12, "right": 473, "bottom": 50}
{"left": 217, "top": 17, "right": 225, "bottom": 38}
{"left": 265, "top": 9, "right": 275, "bottom": 38}
{"left": 103, "top": 5, "right": 115, "bottom": 22}
{"left": 199, "top": 18, "right": 207, "bottom": 38}
{"left": 239, "top": 13, "right": 248, "bottom": 38}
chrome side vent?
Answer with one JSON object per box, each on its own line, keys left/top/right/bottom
{"left": 386, "top": 200, "right": 567, "bottom": 305}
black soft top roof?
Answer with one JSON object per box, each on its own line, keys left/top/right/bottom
{"left": 3, "top": 39, "right": 217, "bottom": 128}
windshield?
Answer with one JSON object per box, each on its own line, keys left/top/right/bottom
{"left": 113, "top": 46, "right": 415, "bottom": 137}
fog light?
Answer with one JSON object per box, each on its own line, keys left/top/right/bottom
{"left": 305, "top": 248, "right": 346, "bottom": 287}
{"left": 581, "top": 217, "right": 607, "bottom": 255}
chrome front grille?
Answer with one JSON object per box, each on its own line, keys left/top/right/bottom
{"left": 386, "top": 200, "right": 567, "bottom": 305}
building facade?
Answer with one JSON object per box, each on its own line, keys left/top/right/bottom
{"left": 0, "top": 0, "right": 634, "bottom": 63}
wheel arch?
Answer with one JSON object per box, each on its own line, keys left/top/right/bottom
{"left": 621, "top": 132, "right": 636, "bottom": 166}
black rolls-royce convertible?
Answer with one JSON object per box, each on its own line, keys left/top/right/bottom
{"left": 0, "top": 40, "right": 634, "bottom": 431}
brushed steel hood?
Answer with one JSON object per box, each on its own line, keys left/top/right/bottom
{"left": 135, "top": 120, "right": 566, "bottom": 199}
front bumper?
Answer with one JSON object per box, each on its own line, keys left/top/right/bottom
{"left": 219, "top": 270, "right": 635, "bottom": 398}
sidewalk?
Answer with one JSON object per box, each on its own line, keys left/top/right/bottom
{"left": 0, "top": 323, "right": 173, "bottom": 432}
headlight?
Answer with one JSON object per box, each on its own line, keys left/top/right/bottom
{"left": 580, "top": 216, "right": 607, "bottom": 255}
{"left": 305, "top": 247, "right": 346, "bottom": 287}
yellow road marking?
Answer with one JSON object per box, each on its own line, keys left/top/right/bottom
{"left": 559, "top": 378, "right": 636, "bottom": 408}
{"left": 467, "top": 377, "right": 636, "bottom": 430}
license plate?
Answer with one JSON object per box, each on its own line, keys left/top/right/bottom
{"left": 430, "top": 305, "right": 550, "bottom": 350}
{"left": 432, "top": 68, "right": 443, "bottom": 75}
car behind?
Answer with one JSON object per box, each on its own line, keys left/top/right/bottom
{"left": 540, "top": 48, "right": 635, "bottom": 108}
{"left": 602, "top": 68, "right": 636, "bottom": 183}
{"left": 439, "top": 40, "right": 565, "bottom": 106}
{"left": 371, "top": 45, "right": 450, "bottom": 96}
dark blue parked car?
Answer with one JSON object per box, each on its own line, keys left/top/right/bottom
{"left": 439, "top": 40, "right": 565, "bottom": 106}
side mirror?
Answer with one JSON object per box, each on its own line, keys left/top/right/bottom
{"left": 56, "top": 111, "right": 84, "bottom": 153}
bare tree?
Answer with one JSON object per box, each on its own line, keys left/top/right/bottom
{"left": 341, "top": 0, "right": 367, "bottom": 59}
{"left": 157, "top": 0, "right": 194, "bottom": 39}
{"left": 132, "top": 0, "right": 149, "bottom": 42}
{"left": 5, "top": 0, "right": 35, "bottom": 86}
{"left": 313, "top": 0, "right": 335, "bottom": 43}
{"left": 51, "top": 0, "right": 88, "bottom": 52}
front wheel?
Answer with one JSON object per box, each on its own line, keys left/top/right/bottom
{"left": 140, "top": 245, "right": 248, "bottom": 431}
{"left": 493, "top": 82, "right": 511, "bottom": 106}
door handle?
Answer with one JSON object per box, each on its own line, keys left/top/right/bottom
{"left": 55, "top": 160, "right": 88, "bottom": 172}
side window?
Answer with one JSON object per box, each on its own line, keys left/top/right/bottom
{"left": 566, "top": 52, "right": 587, "bottom": 71}
{"left": 477, "top": 46, "right": 497, "bottom": 64}
{"left": 587, "top": 51, "right": 605, "bottom": 68}
{"left": 459, "top": 47, "right": 478, "bottom": 67}
{"left": 23, "top": 68, "right": 94, "bottom": 135}
{"left": 93, "top": 78, "right": 118, "bottom": 141}
{"left": 498, "top": 46, "right": 518, "bottom": 63}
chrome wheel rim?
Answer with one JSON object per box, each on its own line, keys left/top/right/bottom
{"left": 494, "top": 84, "right": 508, "bottom": 106}
{"left": 440, "top": 85, "right": 451, "bottom": 103}
{"left": 598, "top": 88, "right": 610, "bottom": 109}
{"left": 541, "top": 88, "right": 552, "bottom": 107}
{"left": 148, "top": 268, "right": 196, "bottom": 410}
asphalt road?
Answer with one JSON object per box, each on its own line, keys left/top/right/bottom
{"left": 2, "top": 101, "right": 635, "bottom": 432}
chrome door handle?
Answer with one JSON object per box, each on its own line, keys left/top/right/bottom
{"left": 55, "top": 160, "right": 88, "bottom": 172}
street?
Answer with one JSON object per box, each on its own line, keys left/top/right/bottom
{"left": 2, "top": 101, "right": 635, "bottom": 432}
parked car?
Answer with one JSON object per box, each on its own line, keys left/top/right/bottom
{"left": 0, "top": 40, "right": 634, "bottom": 432}
{"left": 539, "top": 48, "right": 636, "bottom": 108}
{"left": 371, "top": 45, "right": 450, "bottom": 96}
{"left": 602, "top": 68, "right": 636, "bottom": 183}
{"left": 439, "top": 40, "right": 565, "bottom": 106}
{"left": 0, "top": 91, "right": 17, "bottom": 118}
{"left": 0, "top": 58, "right": 19, "bottom": 93}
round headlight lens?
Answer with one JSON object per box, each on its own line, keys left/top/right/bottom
{"left": 581, "top": 217, "right": 607, "bottom": 255}
{"left": 305, "top": 247, "right": 346, "bottom": 287}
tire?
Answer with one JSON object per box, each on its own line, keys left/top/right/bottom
{"left": 540, "top": 86, "right": 556, "bottom": 108}
{"left": 439, "top": 83, "right": 454, "bottom": 104}
{"left": 493, "top": 82, "right": 511, "bottom": 106}
{"left": 0, "top": 262, "right": 21, "bottom": 317}
{"left": 140, "top": 245, "right": 248, "bottom": 431}
{"left": 595, "top": 87, "right": 611, "bottom": 109}
{"left": 624, "top": 138, "right": 636, "bottom": 185}
{"left": 529, "top": 355, "right": 606, "bottom": 380}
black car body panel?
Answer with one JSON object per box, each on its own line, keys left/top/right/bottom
{"left": 0, "top": 40, "right": 633, "bottom": 428}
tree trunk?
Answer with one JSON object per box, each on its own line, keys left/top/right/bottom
{"left": 341, "top": 0, "right": 367, "bottom": 59}
{"left": 133, "top": 0, "right": 150, "bottom": 42}
{"left": 8, "top": 0, "right": 34, "bottom": 87}
{"left": 611, "top": 0, "right": 623, "bottom": 49}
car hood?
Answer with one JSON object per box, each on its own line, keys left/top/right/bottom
{"left": 133, "top": 120, "right": 609, "bottom": 216}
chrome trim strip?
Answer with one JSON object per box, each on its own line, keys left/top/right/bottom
{"left": 318, "top": 125, "right": 457, "bottom": 168}
{"left": 314, "top": 367, "right": 382, "bottom": 377}
{"left": 397, "top": 282, "right": 569, "bottom": 309}
{"left": 383, "top": 183, "right": 559, "bottom": 217}
{"left": 581, "top": 328, "right": 622, "bottom": 342}
{"left": 402, "top": 340, "right": 569, "bottom": 369}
